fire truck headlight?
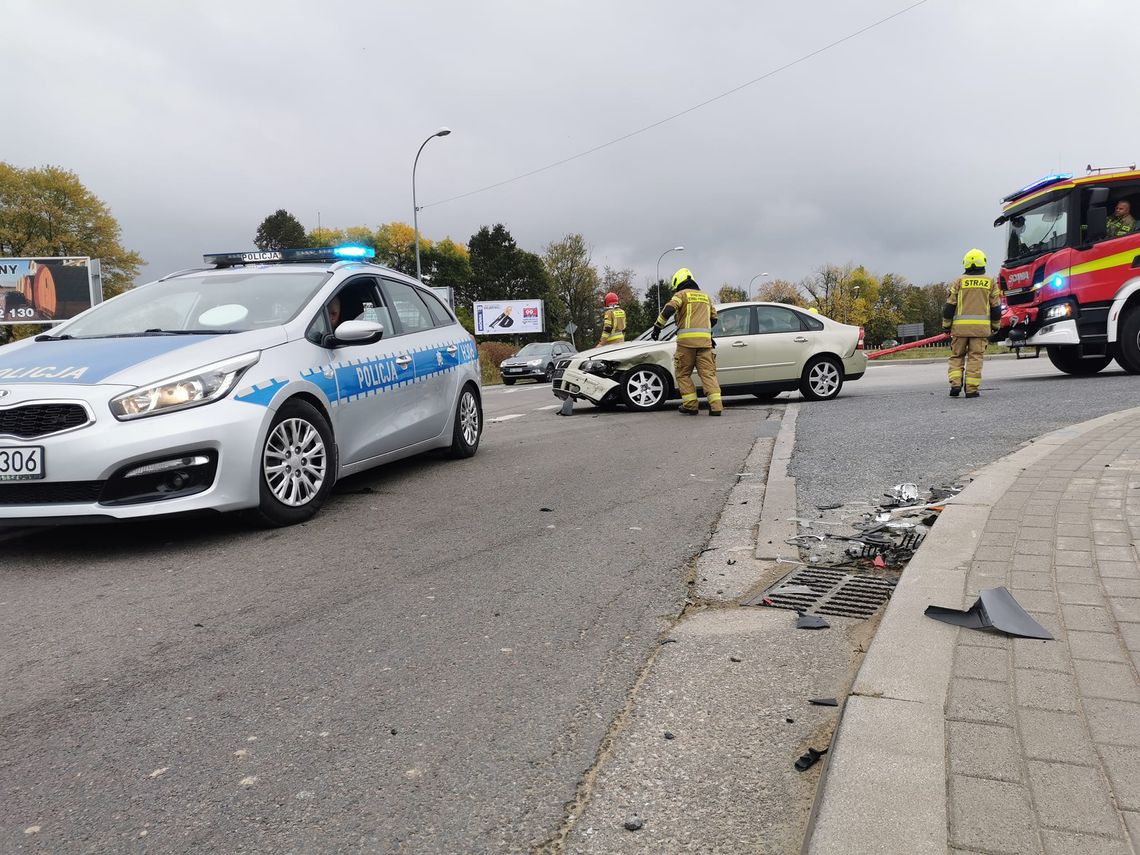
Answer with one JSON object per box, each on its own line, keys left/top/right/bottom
{"left": 1043, "top": 303, "right": 1074, "bottom": 323}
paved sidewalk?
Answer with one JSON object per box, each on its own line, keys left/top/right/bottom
{"left": 808, "top": 407, "right": 1140, "bottom": 855}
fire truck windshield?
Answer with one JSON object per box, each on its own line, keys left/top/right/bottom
{"left": 1005, "top": 196, "right": 1069, "bottom": 264}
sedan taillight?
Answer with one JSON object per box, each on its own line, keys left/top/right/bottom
{"left": 857, "top": 326, "right": 865, "bottom": 350}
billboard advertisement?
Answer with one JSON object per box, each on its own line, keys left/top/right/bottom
{"left": 0, "top": 257, "right": 97, "bottom": 324}
{"left": 473, "top": 300, "right": 544, "bottom": 335}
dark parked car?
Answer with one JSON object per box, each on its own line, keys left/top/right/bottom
{"left": 499, "top": 341, "right": 577, "bottom": 384}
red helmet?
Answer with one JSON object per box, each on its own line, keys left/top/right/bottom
{"left": 604, "top": 291, "right": 620, "bottom": 307}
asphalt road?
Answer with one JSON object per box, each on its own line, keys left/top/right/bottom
{"left": 790, "top": 355, "right": 1140, "bottom": 511}
{"left": 0, "top": 380, "right": 770, "bottom": 854}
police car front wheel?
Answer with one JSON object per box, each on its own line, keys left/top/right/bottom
{"left": 250, "top": 399, "right": 336, "bottom": 527}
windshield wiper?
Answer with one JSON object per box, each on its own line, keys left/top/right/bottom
{"left": 142, "top": 328, "right": 237, "bottom": 335}
{"left": 34, "top": 333, "right": 73, "bottom": 341}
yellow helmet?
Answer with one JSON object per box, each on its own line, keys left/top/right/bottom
{"left": 671, "top": 267, "right": 693, "bottom": 289}
{"left": 807, "top": 307, "right": 819, "bottom": 314}
{"left": 963, "top": 248, "right": 987, "bottom": 270}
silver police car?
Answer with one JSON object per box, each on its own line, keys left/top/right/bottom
{"left": 0, "top": 246, "right": 482, "bottom": 526}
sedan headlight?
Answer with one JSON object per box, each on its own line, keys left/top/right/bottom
{"left": 581, "top": 359, "right": 620, "bottom": 377}
{"left": 110, "top": 352, "right": 260, "bottom": 420}
{"left": 527, "top": 359, "right": 543, "bottom": 366}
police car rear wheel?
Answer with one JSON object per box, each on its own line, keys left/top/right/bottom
{"left": 251, "top": 400, "right": 335, "bottom": 527}
{"left": 620, "top": 366, "right": 669, "bottom": 411}
{"left": 800, "top": 357, "right": 843, "bottom": 401}
{"left": 445, "top": 384, "right": 481, "bottom": 459}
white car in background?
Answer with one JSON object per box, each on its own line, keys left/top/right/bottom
{"left": 552, "top": 302, "right": 866, "bottom": 410}
{"left": 0, "top": 246, "right": 482, "bottom": 528}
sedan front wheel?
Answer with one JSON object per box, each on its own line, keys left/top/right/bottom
{"left": 620, "top": 365, "right": 669, "bottom": 411}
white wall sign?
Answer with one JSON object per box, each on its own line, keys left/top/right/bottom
{"left": 473, "top": 300, "right": 544, "bottom": 335}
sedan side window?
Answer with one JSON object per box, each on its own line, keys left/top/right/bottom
{"left": 712, "top": 307, "right": 752, "bottom": 338}
{"left": 306, "top": 277, "right": 388, "bottom": 344}
{"left": 755, "top": 306, "right": 804, "bottom": 334}
{"left": 381, "top": 279, "right": 436, "bottom": 335}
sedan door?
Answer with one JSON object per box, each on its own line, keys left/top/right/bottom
{"left": 753, "top": 305, "right": 816, "bottom": 382}
{"left": 706, "top": 306, "right": 761, "bottom": 388}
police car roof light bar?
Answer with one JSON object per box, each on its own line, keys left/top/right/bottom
{"left": 203, "top": 245, "right": 376, "bottom": 268}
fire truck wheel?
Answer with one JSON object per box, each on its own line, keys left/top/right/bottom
{"left": 1115, "top": 308, "right": 1140, "bottom": 374}
{"left": 1045, "top": 346, "right": 1112, "bottom": 376}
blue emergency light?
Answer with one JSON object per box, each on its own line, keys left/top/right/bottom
{"left": 204, "top": 245, "right": 376, "bottom": 267}
{"left": 1001, "top": 173, "right": 1073, "bottom": 204}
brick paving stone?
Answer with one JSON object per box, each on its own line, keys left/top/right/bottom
{"left": 1016, "top": 540, "right": 1053, "bottom": 556}
{"left": 1073, "top": 660, "right": 1140, "bottom": 703}
{"left": 1067, "top": 630, "right": 1128, "bottom": 663}
{"left": 1093, "top": 530, "right": 1133, "bottom": 546}
{"left": 1008, "top": 590, "right": 1058, "bottom": 614}
{"left": 1017, "top": 709, "right": 1096, "bottom": 765}
{"left": 1091, "top": 519, "right": 1129, "bottom": 532}
{"left": 1011, "top": 554, "right": 1049, "bottom": 573}
{"left": 1084, "top": 698, "right": 1140, "bottom": 746}
{"left": 948, "top": 677, "right": 1013, "bottom": 724}
{"left": 1109, "top": 597, "right": 1140, "bottom": 623}
{"left": 1054, "top": 564, "right": 1098, "bottom": 585}
{"left": 1055, "top": 536, "right": 1094, "bottom": 551}
{"left": 1099, "top": 560, "right": 1140, "bottom": 579}
{"left": 1016, "top": 669, "right": 1078, "bottom": 712}
{"left": 1010, "top": 570, "right": 1052, "bottom": 590}
{"left": 1061, "top": 604, "right": 1114, "bottom": 632}
{"left": 1054, "top": 550, "right": 1094, "bottom": 567}
{"left": 948, "top": 721, "right": 1021, "bottom": 782}
{"left": 1056, "top": 523, "right": 1094, "bottom": 537}
{"left": 1097, "top": 545, "right": 1136, "bottom": 562}
{"left": 1100, "top": 746, "right": 1140, "bottom": 812}
{"left": 1026, "top": 761, "right": 1122, "bottom": 836}
{"left": 954, "top": 646, "right": 1010, "bottom": 682}
{"left": 1041, "top": 830, "right": 1132, "bottom": 855}
{"left": 1120, "top": 623, "right": 1140, "bottom": 652}
{"left": 949, "top": 775, "right": 1041, "bottom": 855}
{"left": 1012, "top": 637, "right": 1071, "bottom": 673}
{"left": 1055, "top": 583, "right": 1103, "bottom": 606}
{"left": 1024, "top": 610, "right": 1064, "bottom": 639}
{"left": 1123, "top": 811, "right": 1140, "bottom": 849}
{"left": 1016, "top": 526, "right": 1055, "bottom": 541}
{"left": 1103, "top": 578, "right": 1140, "bottom": 598}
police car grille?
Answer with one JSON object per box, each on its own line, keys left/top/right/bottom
{"left": 0, "top": 480, "right": 106, "bottom": 505}
{"left": 0, "top": 404, "right": 90, "bottom": 438}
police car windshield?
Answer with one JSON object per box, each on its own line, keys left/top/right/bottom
{"left": 58, "top": 271, "right": 330, "bottom": 339}
{"left": 1005, "top": 195, "right": 1069, "bottom": 264}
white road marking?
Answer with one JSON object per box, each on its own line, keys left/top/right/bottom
{"left": 489, "top": 414, "right": 525, "bottom": 423}
{"left": 537, "top": 404, "right": 560, "bottom": 411}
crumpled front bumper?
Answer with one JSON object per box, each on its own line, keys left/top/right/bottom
{"left": 552, "top": 367, "right": 619, "bottom": 404}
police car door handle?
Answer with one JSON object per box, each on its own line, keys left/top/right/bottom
{"left": 446, "top": 345, "right": 458, "bottom": 355}
{"left": 794, "top": 336, "right": 808, "bottom": 343}
{"left": 395, "top": 355, "right": 412, "bottom": 368}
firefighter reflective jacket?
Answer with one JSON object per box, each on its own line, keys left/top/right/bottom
{"left": 943, "top": 275, "right": 1000, "bottom": 339}
{"left": 657, "top": 288, "right": 717, "bottom": 349}
{"left": 599, "top": 307, "right": 626, "bottom": 345}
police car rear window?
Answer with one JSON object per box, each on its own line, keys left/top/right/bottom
{"left": 421, "top": 290, "right": 456, "bottom": 326}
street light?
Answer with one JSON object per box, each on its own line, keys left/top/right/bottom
{"left": 655, "top": 246, "right": 685, "bottom": 315}
{"left": 412, "top": 126, "right": 451, "bottom": 282}
{"left": 748, "top": 272, "right": 770, "bottom": 301}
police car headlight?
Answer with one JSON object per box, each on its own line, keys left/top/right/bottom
{"left": 110, "top": 352, "right": 260, "bottom": 420}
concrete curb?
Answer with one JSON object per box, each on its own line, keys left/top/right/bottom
{"left": 804, "top": 403, "right": 1140, "bottom": 855}
{"left": 756, "top": 403, "right": 799, "bottom": 561}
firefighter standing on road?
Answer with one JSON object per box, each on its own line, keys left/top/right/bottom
{"left": 943, "top": 249, "right": 1001, "bottom": 398}
{"left": 651, "top": 268, "right": 722, "bottom": 415}
{"left": 597, "top": 291, "right": 627, "bottom": 347}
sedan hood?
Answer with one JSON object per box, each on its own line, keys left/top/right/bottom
{"left": 0, "top": 328, "right": 286, "bottom": 387}
{"left": 575, "top": 340, "right": 672, "bottom": 362}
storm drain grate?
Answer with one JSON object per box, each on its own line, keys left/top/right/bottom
{"left": 743, "top": 568, "right": 895, "bottom": 619}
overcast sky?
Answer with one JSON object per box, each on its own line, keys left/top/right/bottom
{"left": 5, "top": 0, "right": 1133, "bottom": 293}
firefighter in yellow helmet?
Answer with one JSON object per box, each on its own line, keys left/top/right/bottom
{"left": 597, "top": 291, "right": 627, "bottom": 347}
{"left": 651, "top": 268, "right": 722, "bottom": 415}
{"left": 943, "top": 249, "right": 1001, "bottom": 398}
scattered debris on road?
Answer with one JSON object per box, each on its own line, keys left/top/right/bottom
{"left": 623, "top": 815, "right": 644, "bottom": 831}
{"left": 794, "top": 747, "right": 828, "bottom": 772}
{"left": 809, "top": 698, "right": 839, "bottom": 707}
{"left": 925, "top": 586, "right": 1054, "bottom": 640}
{"left": 796, "top": 614, "right": 830, "bottom": 630}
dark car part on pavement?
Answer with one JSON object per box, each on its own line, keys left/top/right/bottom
{"left": 925, "top": 586, "right": 1053, "bottom": 639}
{"left": 794, "top": 747, "right": 828, "bottom": 772}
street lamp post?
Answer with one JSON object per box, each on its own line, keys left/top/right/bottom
{"left": 748, "top": 272, "right": 770, "bottom": 301}
{"left": 655, "top": 246, "right": 685, "bottom": 315}
{"left": 412, "top": 126, "right": 452, "bottom": 282}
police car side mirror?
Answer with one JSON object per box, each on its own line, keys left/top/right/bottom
{"left": 323, "top": 320, "right": 384, "bottom": 348}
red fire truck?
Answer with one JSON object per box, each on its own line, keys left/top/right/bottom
{"left": 994, "top": 165, "right": 1140, "bottom": 374}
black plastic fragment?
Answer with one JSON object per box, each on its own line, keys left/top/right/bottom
{"left": 925, "top": 586, "right": 1053, "bottom": 640}
{"left": 540, "top": 507, "right": 553, "bottom": 512}
{"left": 624, "top": 816, "right": 644, "bottom": 831}
{"left": 794, "top": 747, "right": 827, "bottom": 772}
{"left": 796, "top": 613, "right": 830, "bottom": 630}
{"left": 809, "top": 697, "right": 839, "bottom": 707}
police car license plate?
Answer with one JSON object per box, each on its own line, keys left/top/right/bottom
{"left": 0, "top": 446, "right": 44, "bottom": 481}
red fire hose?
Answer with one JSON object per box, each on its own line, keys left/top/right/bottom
{"left": 865, "top": 333, "right": 950, "bottom": 359}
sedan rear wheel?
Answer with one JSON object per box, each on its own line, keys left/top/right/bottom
{"left": 800, "top": 357, "right": 844, "bottom": 401}
{"left": 620, "top": 365, "right": 669, "bottom": 411}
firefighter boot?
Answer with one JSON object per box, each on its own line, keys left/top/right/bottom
{"left": 949, "top": 386, "right": 961, "bottom": 397}
{"left": 965, "top": 390, "right": 980, "bottom": 399}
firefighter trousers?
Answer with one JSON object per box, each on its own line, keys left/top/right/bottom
{"left": 674, "top": 346, "right": 722, "bottom": 412}
{"left": 948, "top": 336, "right": 986, "bottom": 390}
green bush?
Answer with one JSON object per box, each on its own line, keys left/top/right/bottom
{"left": 478, "top": 342, "right": 518, "bottom": 386}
